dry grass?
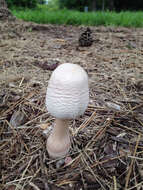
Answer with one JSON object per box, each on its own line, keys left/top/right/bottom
{"left": 0, "top": 19, "right": 143, "bottom": 190}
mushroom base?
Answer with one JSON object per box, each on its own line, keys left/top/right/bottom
{"left": 46, "top": 138, "right": 71, "bottom": 158}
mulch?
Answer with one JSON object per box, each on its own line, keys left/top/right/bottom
{"left": 0, "top": 19, "right": 143, "bottom": 190}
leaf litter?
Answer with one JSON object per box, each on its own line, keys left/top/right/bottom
{"left": 0, "top": 19, "right": 143, "bottom": 190}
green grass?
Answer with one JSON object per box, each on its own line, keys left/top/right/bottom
{"left": 11, "top": 5, "right": 143, "bottom": 27}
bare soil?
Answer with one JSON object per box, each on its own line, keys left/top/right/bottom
{"left": 0, "top": 19, "right": 143, "bottom": 190}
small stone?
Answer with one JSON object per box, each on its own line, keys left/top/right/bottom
{"left": 106, "top": 102, "right": 121, "bottom": 111}
{"left": 56, "top": 159, "right": 65, "bottom": 169}
{"left": 40, "top": 123, "right": 50, "bottom": 130}
{"left": 64, "top": 156, "right": 72, "bottom": 165}
{"left": 9, "top": 82, "right": 16, "bottom": 88}
{"left": 10, "top": 110, "right": 26, "bottom": 128}
{"left": 42, "top": 124, "right": 52, "bottom": 137}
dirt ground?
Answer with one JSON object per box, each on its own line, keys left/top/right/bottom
{"left": 0, "top": 19, "right": 143, "bottom": 190}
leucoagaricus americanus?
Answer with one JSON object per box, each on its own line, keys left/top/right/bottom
{"left": 46, "top": 63, "right": 89, "bottom": 158}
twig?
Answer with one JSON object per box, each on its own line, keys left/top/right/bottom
{"left": 15, "top": 156, "right": 34, "bottom": 190}
{"left": 6, "top": 176, "right": 33, "bottom": 185}
{"left": 114, "top": 122, "right": 142, "bottom": 136}
{"left": 29, "top": 182, "right": 40, "bottom": 190}
{"left": 124, "top": 134, "right": 141, "bottom": 189}
{"left": 85, "top": 117, "right": 112, "bottom": 149}
{"left": 127, "top": 181, "right": 143, "bottom": 190}
{"left": 19, "top": 77, "right": 25, "bottom": 87}
{"left": 135, "top": 117, "right": 143, "bottom": 128}
{"left": 128, "top": 156, "right": 143, "bottom": 160}
{"left": 74, "top": 111, "right": 96, "bottom": 135}
{"left": 91, "top": 154, "right": 125, "bottom": 168}
{"left": 82, "top": 153, "right": 107, "bottom": 190}
{"left": 1, "top": 91, "right": 35, "bottom": 116}
{"left": 113, "top": 176, "right": 117, "bottom": 190}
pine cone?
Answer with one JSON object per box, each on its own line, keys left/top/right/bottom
{"left": 78, "top": 27, "right": 93, "bottom": 47}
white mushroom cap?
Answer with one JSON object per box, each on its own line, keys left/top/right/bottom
{"left": 46, "top": 63, "right": 89, "bottom": 119}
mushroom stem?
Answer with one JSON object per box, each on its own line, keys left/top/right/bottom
{"left": 53, "top": 119, "right": 69, "bottom": 138}
{"left": 46, "top": 118, "right": 71, "bottom": 158}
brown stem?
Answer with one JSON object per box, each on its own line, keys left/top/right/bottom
{"left": 46, "top": 118, "right": 71, "bottom": 158}
{"left": 52, "top": 119, "right": 69, "bottom": 139}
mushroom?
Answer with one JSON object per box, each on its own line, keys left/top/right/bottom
{"left": 46, "top": 63, "right": 89, "bottom": 158}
